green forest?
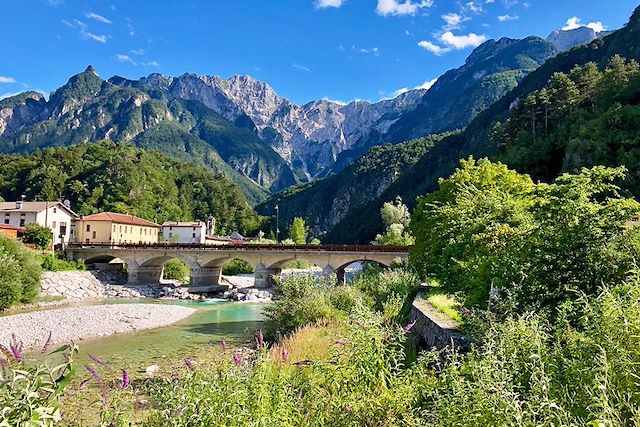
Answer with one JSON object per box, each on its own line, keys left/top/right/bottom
{"left": 0, "top": 141, "right": 263, "bottom": 234}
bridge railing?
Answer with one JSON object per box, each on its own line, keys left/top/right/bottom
{"left": 63, "top": 242, "right": 410, "bottom": 253}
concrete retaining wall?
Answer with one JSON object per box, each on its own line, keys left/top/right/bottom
{"left": 410, "top": 298, "right": 467, "bottom": 351}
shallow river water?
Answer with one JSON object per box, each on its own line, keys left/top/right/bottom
{"left": 30, "top": 299, "right": 267, "bottom": 371}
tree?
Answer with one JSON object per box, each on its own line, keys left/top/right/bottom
{"left": 374, "top": 197, "right": 414, "bottom": 246}
{"left": 23, "top": 223, "right": 53, "bottom": 250}
{"left": 289, "top": 217, "right": 308, "bottom": 245}
{"left": 410, "top": 158, "right": 640, "bottom": 313}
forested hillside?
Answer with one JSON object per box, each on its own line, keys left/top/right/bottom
{"left": 256, "top": 134, "right": 450, "bottom": 236}
{"left": 0, "top": 141, "right": 263, "bottom": 234}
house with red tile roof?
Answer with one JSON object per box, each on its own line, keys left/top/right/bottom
{"left": 74, "top": 212, "right": 160, "bottom": 244}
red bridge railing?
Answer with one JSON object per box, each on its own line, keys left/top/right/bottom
{"left": 63, "top": 242, "right": 410, "bottom": 253}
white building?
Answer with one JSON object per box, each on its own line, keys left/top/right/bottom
{"left": 0, "top": 201, "right": 77, "bottom": 245}
{"left": 161, "top": 221, "right": 207, "bottom": 244}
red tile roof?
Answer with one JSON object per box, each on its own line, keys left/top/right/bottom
{"left": 81, "top": 212, "right": 159, "bottom": 227}
{"left": 0, "top": 224, "right": 25, "bottom": 232}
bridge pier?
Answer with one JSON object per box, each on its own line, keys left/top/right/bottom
{"left": 255, "top": 264, "right": 281, "bottom": 288}
{"left": 336, "top": 267, "right": 346, "bottom": 285}
{"left": 128, "top": 264, "right": 164, "bottom": 285}
{"left": 190, "top": 266, "right": 222, "bottom": 287}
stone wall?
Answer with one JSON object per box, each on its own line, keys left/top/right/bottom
{"left": 410, "top": 298, "right": 467, "bottom": 351}
{"left": 40, "top": 271, "right": 124, "bottom": 300}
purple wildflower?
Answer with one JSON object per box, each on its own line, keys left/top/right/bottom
{"left": 88, "top": 354, "right": 107, "bottom": 367}
{"left": 121, "top": 369, "right": 130, "bottom": 389}
{"left": 174, "top": 405, "right": 185, "bottom": 417}
{"left": 297, "top": 389, "right": 303, "bottom": 400}
{"left": 9, "top": 334, "right": 23, "bottom": 363}
{"left": 356, "top": 322, "right": 365, "bottom": 328}
{"left": 184, "top": 358, "right": 196, "bottom": 370}
{"left": 403, "top": 321, "right": 416, "bottom": 333}
{"left": 334, "top": 340, "right": 346, "bottom": 346}
{"left": 232, "top": 353, "right": 242, "bottom": 366}
{"left": 256, "top": 330, "right": 264, "bottom": 347}
{"left": 345, "top": 406, "right": 353, "bottom": 413}
{"left": 220, "top": 340, "right": 227, "bottom": 351}
{"left": 282, "top": 349, "right": 289, "bottom": 363}
{"left": 41, "top": 331, "right": 53, "bottom": 354}
{"left": 78, "top": 378, "right": 91, "bottom": 390}
{"left": 84, "top": 365, "right": 108, "bottom": 404}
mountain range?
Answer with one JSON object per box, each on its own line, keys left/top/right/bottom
{"left": 0, "top": 24, "right": 604, "bottom": 206}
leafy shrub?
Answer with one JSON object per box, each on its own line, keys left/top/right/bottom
{"left": 264, "top": 274, "right": 343, "bottom": 337}
{"left": 0, "top": 340, "right": 78, "bottom": 426}
{"left": 23, "top": 223, "right": 53, "bottom": 250}
{"left": 162, "top": 259, "right": 190, "bottom": 282}
{"left": 39, "top": 254, "right": 86, "bottom": 272}
{"left": 353, "top": 267, "right": 420, "bottom": 319}
{"left": 222, "top": 259, "right": 254, "bottom": 275}
{"left": 0, "top": 235, "right": 41, "bottom": 308}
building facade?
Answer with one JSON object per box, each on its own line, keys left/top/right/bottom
{"left": 161, "top": 221, "right": 207, "bottom": 244}
{"left": 74, "top": 212, "right": 160, "bottom": 244}
{"left": 0, "top": 201, "right": 77, "bottom": 245}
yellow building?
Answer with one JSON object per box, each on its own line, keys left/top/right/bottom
{"left": 74, "top": 212, "right": 160, "bottom": 244}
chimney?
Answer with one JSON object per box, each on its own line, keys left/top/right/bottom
{"left": 15, "top": 200, "right": 22, "bottom": 210}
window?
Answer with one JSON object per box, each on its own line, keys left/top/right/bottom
{"left": 113, "top": 224, "right": 116, "bottom": 232}
{"left": 169, "top": 226, "right": 172, "bottom": 231}
{"left": 19, "top": 219, "right": 25, "bottom": 227}
{"left": 144, "top": 229, "right": 147, "bottom": 235}
{"left": 119, "top": 225, "right": 122, "bottom": 233}
{"left": 52, "top": 221, "right": 57, "bottom": 228}
{"left": 86, "top": 224, "right": 91, "bottom": 232}
{"left": 193, "top": 227, "right": 196, "bottom": 231}
{"left": 60, "top": 222, "right": 67, "bottom": 236}
{"left": 4, "top": 219, "right": 8, "bottom": 225}
{"left": 168, "top": 232, "right": 173, "bottom": 238}
{"left": 92, "top": 231, "right": 96, "bottom": 239}
{"left": 53, "top": 207, "right": 57, "bottom": 213}
{"left": 192, "top": 232, "right": 196, "bottom": 238}
{"left": 20, "top": 213, "right": 25, "bottom": 217}
{"left": 130, "top": 226, "right": 133, "bottom": 233}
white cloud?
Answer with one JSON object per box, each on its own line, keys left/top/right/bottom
{"left": 315, "top": 0, "right": 344, "bottom": 9}
{"left": 485, "top": 0, "right": 495, "bottom": 3}
{"left": 353, "top": 45, "right": 380, "bottom": 55}
{"left": 393, "top": 87, "right": 409, "bottom": 96}
{"left": 131, "top": 48, "right": 146, "bottom": 55}
{"left": 0, "top": 76, "right": 17, "bottom": 84}
{"left": 376, "top": 0, "right": 433, "bottom": 17}
{"left": 465, "top": 1, "right": 484, "bottom": 13}
{"left": 418, "top": 40, "right": 451, "bottom": 55}
{"left": 562, "top": 16, "right": 606, "bottom": 32}
{"left": 62, "top": 18, "right": 110, "bottom": 43}
{"left": 419, "top": 31, "right": 487, "bottom": 55}
{"left": 84, "top": 32, "right": 109, "bottom": 43}
{"left": 116, "top": 54, "right": 137, "bottom": 65}
{"left": 498, "top": 14, "right": 519, "bottom": 21}
{"left": 415, "top": 78, "right": 437, "bottom": 90}
{"left": 142, "top": 61, "right": 160, "bottom": 67}
{"left": 322, "top": 96, "right": 348, "bottom": 105}
{"left": 442, "top": 13, "right": 468, "bottom": 30}
{"left": 85, "top": 12, "right": 112, "bottom": 24}
{"left": 292, "top": 63, "right": 311, "bottom": 72}
{"left": 439, "top": 31, "right": 487, "bottom": 49}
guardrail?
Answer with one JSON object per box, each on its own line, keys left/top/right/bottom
{"left": 63, "top": 242, "right": 410, "bottom": 253}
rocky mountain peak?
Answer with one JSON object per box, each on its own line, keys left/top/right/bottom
{"left": 547, "top": 26, "right": 600, "bottom": 51}
{"left": 85, "top": 65, "right": 98, "bottom": 76}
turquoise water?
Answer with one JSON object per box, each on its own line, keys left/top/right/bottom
{"left": 68, "top": 300, "right": 267, "bottom": 371}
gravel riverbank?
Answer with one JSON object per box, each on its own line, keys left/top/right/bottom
{"left": 0, "top": 304, "right": 196, "bottom": 350}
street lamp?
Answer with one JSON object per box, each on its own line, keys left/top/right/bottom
{"left": 275, "top": 204, "right": 280, "bottom": 244}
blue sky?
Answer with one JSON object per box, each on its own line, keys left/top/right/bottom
{"left": 1, "top": 0, "right": 638, "bottom": 104}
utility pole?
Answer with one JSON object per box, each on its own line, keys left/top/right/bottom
{"left": 275, "top": 204, "right": 280, "bottom": 244}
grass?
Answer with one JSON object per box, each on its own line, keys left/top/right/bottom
{"left": 426, "top": 292, "right": 462, "bottom": 323}
{"left": 269, "top": 321, "right": 342, "bottom": 365}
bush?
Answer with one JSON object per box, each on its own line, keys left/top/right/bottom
{"left": 264, "top": 274, "right": 348, "bottom": 337}
{"left": 162, "top": 259, "right": 190, "bottom": 282}
{"left": 23, "top": 223, "right": 53, "bottom": 250}
{"left": 222, "top": 259, "right": 254, "bottom": 275}
{"left": 0, "top": 235, "right": 41, "bottom": 309}
{"left": 39, "top": 254, "right": 86, "bottom": 272}
{"left": 353, "top": 267, "right": 420, "bottom": 319}
{"left": 0, "top": 340, "right": 78, "bottom": 426}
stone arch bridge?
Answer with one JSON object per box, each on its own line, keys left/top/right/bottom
{"left": 62, "top": 243, "right": 409, "bottom": 288}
